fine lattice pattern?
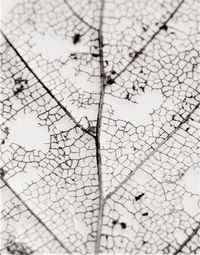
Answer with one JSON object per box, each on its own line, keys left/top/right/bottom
{"left": 0, "top": 0, "right": 200, "bottom": 254}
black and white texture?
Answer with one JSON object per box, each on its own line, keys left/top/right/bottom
{"left": 0, "top": 0, "right": 200, "bottom": 254}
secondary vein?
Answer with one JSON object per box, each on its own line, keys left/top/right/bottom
{"left": 1, "top": 177, "right": 71, "bottom": 253}
{"left": 1, "top": 31, "right": 95, "bottom": 139}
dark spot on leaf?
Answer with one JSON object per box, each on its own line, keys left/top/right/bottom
{"left": 14, "top": 85, "right": 24, "bottom": 96}
{"left": 92, "top": 53, "right": 99, "bottom": 58}
{"left": 111, "top": 70, "right": 116, "bottom": 75}
{"left": 88, "top": 126, "right": 96, "bottom": 133}
{"left": 132, "top": 85, "right": 136, "bottom": 91}
{"left": 14, "top": 78, "right": 21, "bottom": 84}
{"left": 105, "top": 60, "right": 109, "bottom": 66}
{"left": 186, "top": 127, "right": 189, "bottom": 132}
{"left": 140, "top": 86, "right": 145, "bottom": 92}
{"left": 2, "top": 139, "right": 5, "bottom": 144}
{"left": 135, "top": 193, "right": 144, "bottom": 201}
{"left": 0, "top": 167, "right": 6, "bottom": 178}
{"left": 107, "top": 78, "right": 114, "bottom": 85}
{"left": 192, "top": 64, "right": 197, "bottom": 71}
{"left": 73, "top": 33, "right": 81, "bottom": 44}
{"left": 5, "top": 127, "right": 9, "bottom": 134}
{"left": 160, "top": 24, "right": 168, "bottom": 31}
{"left": 14, "top": 78, "right": 27, "bottom": 84}
{"left": 70, "top": 53, "right": 77, "bottom": 59}
{"left": 120, "top": 222, "right": 126, "bottom": 229}
{"left": 6, "top": 246, "right": 11, "bottom": 252}
{"left": 6, "top": 241, "right": 33, "bottom": 255}
{"left": 112, "top": 220, "right": 117, "bottom": 225}
{"left": 125, "top": 92, "right": 131, "bottom": 100}
{"left": 128, "top": 52, "right": 133, "bottom": 57}
{"left": 142, "top": 26, "right": 148, "bottom": 32}
{"left": 142, "top": 212, "right": 148, "bottom": 216}
{"left": 134, "top": 51, "right": 140, "bottom": 58}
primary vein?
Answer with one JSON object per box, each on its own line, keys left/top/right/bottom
{"left": 94, "top": 0, "right": 106, "bottom": 253}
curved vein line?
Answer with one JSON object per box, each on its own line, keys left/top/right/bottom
{"left": 1, "top": 31, "right": 95, "bottom": 139}
{"left": 94, "top": 0, "right": 106, "bottom": 253}
{"left": 172, "top": 222, "right": 200, "bottom": 255}
{"left": 105, "top": 101, "right": 200, "bottom": 201}
{"left": 1, "top": 177, "right": 71, "bottom": 253}
{"left": 64, "top": 0, "right": 98, "bottom": 31}
{"left": 110, "top": 0, "right": 185, "bottom": 83}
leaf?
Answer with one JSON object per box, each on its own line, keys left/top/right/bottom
{"left": 0, "top": 0, "right": 200, "bottom": 254}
